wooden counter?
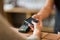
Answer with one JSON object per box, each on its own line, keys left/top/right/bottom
{"left": 28, "top": 32, "right": 60, "bottom": 40}
{"left": 18, "top": 31, "right": 60, "bottom": 40}
{"left": 4, "top": 7, "right": 38, "bottom": 13}
{"left": 4, "top": 7, "right": 38, "bottom": 18}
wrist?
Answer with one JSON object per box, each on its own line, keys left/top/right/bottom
{"left": 33, "top": 29, "right": 41, "bottom": 37}
{"left": 33, "top": 28, "right": 41, "bottom": 35}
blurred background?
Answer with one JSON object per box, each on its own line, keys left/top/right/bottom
{"left": 3, "top": 0, "right": 56, "bottom": 33}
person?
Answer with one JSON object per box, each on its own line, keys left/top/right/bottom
{"left": 17, "top": 0, "right": 60, "bottom": 34}
{"left": 0, "top": 0, "right": 53, "bottom": 40}
{"left": 0, "top": 13, "right": 42, "bottom": 40}
{"left": 29, "top": 0, "right": 54, "bottom": 31}
{"left": 31, "top": 0, "right": 60, "bottom": 34}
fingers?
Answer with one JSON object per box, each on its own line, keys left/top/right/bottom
{"left": 32, "top": 15, "right": 38, "bottom": 20}
{"left": 32, "top": 15, "right": 36, "bottom": 18}
{"left": 31, "top": 21, "right": 37, "bottom": 31}
{"left": 32, "top": 14, "right": 42, "bottom": 22}
{"left": 32, "top": 20, "right": 43, "bottom": 30}
{"left": 28, "top": 24, "right": 34, "bottom": 31}
{"left": 32, "top": 21, "right": 36, "bottom": 25}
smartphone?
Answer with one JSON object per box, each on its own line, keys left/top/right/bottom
{"left": 24, "top": 17, "right": 38, "bottom": 26}
{"left": 18, "top": 17, "right": 38, "bottom": 33}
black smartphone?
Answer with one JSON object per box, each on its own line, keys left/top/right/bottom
{"left": 24, "top": 17, "right": 38, "bottom": 26}
{"left": 18, "top": 17, "right": 38, "bottom": 33}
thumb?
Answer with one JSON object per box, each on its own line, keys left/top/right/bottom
{"left": 32, "top": 21, "right": 36, "bottom": 25}
{"left": 32, "top": 20, "right": 39, "bottom": 31}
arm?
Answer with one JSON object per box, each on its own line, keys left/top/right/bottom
{"left": 0, "top": 14, "right": 41, "bottom": 40}
{"left": 27, "top": 0, "right": 54, "bottom": 40}
{"left": 27, "top": 21, "right": 42, "bottom": 40}
{"left": 33, "top": 0, "right": 54, "bottom": 20}
{"left": 0, "top": 14, "right": 26, "bottom": 40}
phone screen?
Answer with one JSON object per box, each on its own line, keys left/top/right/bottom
{"left": 24, "top": 17, "right": 38, "bottom": 26}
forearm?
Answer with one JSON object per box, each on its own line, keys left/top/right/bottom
{"left": 27, "top": 21, "right": 42, "bottom": 40}
{"left": 0, "top": 14, "right": 26, "bottom": 40}
{"left": 27, "top": 31, "right": 41, "bottom": 40}
{"left": 37, "top": 0, "right": 54, "bottom": 20}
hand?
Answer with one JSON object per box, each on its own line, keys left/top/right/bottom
{"left": 28, "top": 14, "right": 43, "bottom": 38}
{"left": 28, "top": 21, "right": 42, "bottom": 40}
{"left": 32, "top": 14, "right": 42, "bottom": 21}
{"left": 31, "top": 20, "right": 43, "bottom": 38}
{"left": 28, "top": 14, "right": 43, "bottom": 31}
{"left": 32, "top": 19, "right": 43, "bottom": 31}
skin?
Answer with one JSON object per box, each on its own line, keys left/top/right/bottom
{"left": 32, "top": 0, "right": 54, "bottom": 19}
{"left": 0, "top": 13, "right": 42, "bottom": 40}
{"left": 30, "top": 0, "right": 54, "bottom": 38}
{"left": 0, "top": 14, "right": 26, "bottom": 40}
{"left": 0, "top": 0, "right": 54, "bottom": 40}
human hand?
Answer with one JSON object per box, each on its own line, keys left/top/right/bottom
{"left": 32, "top": 19, "right": 43, "bottom": 32}
{"left": 28, "top": 14, "right": 43, "bottom": 31}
